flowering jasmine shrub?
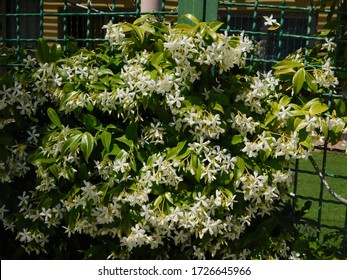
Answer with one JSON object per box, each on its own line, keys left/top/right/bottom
{"left": 0, "top": 15, "right": 346, "bottom": 259}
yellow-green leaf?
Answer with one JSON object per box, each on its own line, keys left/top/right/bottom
{"left": 309, "top": 101, "right": 329, "bottom": 115}
{"left": 292, "top": 67, "right": 306, "bottom": 94}
{"left": 182, "top": 14, "right": 200, "bottom": 25}
{"left": 305, "top": 71, "right": 318, "bottom": 93}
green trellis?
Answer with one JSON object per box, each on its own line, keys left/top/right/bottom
{"left": 1, "top": 0, "right": 347, "bottom": 255}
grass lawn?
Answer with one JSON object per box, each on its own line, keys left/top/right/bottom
{"left": 293, "top": 151, "right": 347, "bottom": 246}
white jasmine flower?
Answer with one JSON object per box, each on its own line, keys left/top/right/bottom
{"left": 263, "top": 14, "right": 279, "bottom": 26}
{"left": 289, "top": 251, "right": 301, "bottom": 260}
{"left": 27, "top": 126, "right": 40, "bottom": 145}
{"left": 18, "top": 191, "right": 30, "bottom": 208}
{"left": 322, "top": 37, "right": 336, "bottom": 52}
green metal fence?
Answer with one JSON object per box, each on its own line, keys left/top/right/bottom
{"left": 1, "top": 0, "right": 347, "bottom": 256}
{"left": 215, "top": 0, "right": 347, "bottom": 257}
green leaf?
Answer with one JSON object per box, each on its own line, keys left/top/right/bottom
{"left": 99, "top": 183, "right": 109, "bottom": 202}
{"left": 151, "top": 52, "right": 164, "bottom": 67}
{"left": 106, "top": 144, "right": 122, "bottom": 158}
{"left": 268, "top": 25, "right": 281, "bottom": 31}
{"left": 273, "top": 59, "right": 304, "bottom": 70}
{"left": 61, "top": 91, "right": 79, "bottom": 108}
{"left": 153, "top": 195, "right": 163, "bottom": 209}
{"left": 155, "top": 39, "right": 164, "bottom": 52}
{"left": 132, "top": 25, "right": 145, "bottom": 44}
{"left": 50, "top": 44, "right": 62, "bottom": 62}
{"left": 205, "top": 24, "right": 218, "bottom": 41}
{"left": 264, "top": 113, "right": 277, "bottom": 127}
{"left": 125, "top": 122, "right": 138, "bottom": 142}
{"left": 152, "top": 184, "right": 165, "bottom": 195}
{"left": 81, "top": 114, "right": 103, "bottom": 131}
{"left": 97, "top": 68, "right": 114, "bottom": 76}
{"left": 133, "top": 14, "right": 156, "bottom": 25}
{"left": 129, "top": 158, "right": 137, "bottom": 172}
{"left": 208, "top": 21, "right": 224, "bottom": 32}
{"left": 47, "top": 107, "right": 62, "bottom": 128}
{"left": 173, "top": 23, "right": 194, "bottom": 31}
{"left": 334, "top": 99, "right": 346, "bottom": 116}
{"left": 116, "top": 135, "right": 134, "bottom": 149}
{"left": 210, "top": 102, "right": 225, "bottom": 114}
{"left": 292, "top": 67, "right": 306, "bottom": 94}
{"left": 231, "top": 134, "right": 243, "bottom": 145}
{"left": 100, "top": 131, "right": 112, "bottom": 152}
{"left": 49, "top": 164, "right": 60, "bottom": 179}
{"left": 273, "top": 67, "right": 296, "bottom": 75}
{"left": 63, "top": 83, "right": 75, "bottom": 93}
{"left": 31, "top": 157, "right": 57, "bottom": 166}
{"left": 61, "top": 133, "right": 83, "bottom": 155}
{"left": 190, "top": 153, "right": 202, "bottom": 182}
{"left": 234, "top": 156, "right": 245, "bottom": 180}
{"left": 294, "top": 117, "right": 306, "bottom": 131}
{"left": 96, "top": 54, "right": 111, "bottom": 63}
{"left": 68, "top": 208, "right": 80, "bottom": 229}
{"left": 81, "top": 132, "right": 94, "bottom": 163}
{"left": 37, "top": 38, "right": 50, "bottom": 63}
{"left": 305, "top": 71, "right": 318, "bottom": 93}
{"left": 89, "top": 82, "right": 108, "bottom": 91}
{"left": 309, "top": 101, "right": 329, "bottom": 116}
{"left": 279, "top": 95, "right": 291, "bottom": 106}
{"left": 78, "top": 163, "right": 89, "bottom": 181}
{"left": 182, "top": 14, "right": 200, "bottom": 25}
{"left": 164, "top": 192, "right": 174, "bottom": 204}
{"left": 166, "top": 140, "right": 187, "bottom": 160}
{"left": 66, "top": 38, "right": 78, "bottom": 54}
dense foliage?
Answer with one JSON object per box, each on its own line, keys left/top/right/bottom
{"left": 316, "top": 0, "right": 347, "bottom": 94}
{"left": 0, "top": 15, "right": 346, "bottom": 259}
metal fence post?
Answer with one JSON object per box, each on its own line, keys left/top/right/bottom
{"left": 178, "top": 0, "right": 218, "bottom": 23}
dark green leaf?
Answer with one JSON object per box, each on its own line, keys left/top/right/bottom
{"left": 50, "top": 44, "right": 62, "bottom": 62}
{"left": 116, "top": 135, "right": 134, "bottom": 149}
{"left": 49, "top": 164, "right": 60, "bottom": 179}
{"left": 81, "top": 114, "right": 103, "bottom": 131}
{"left": 334, "top": 99, "right": 346, "bottom": 116}
{"left": 47, "top": 107, "right": 62, "bottom": 128}
{"left": 125, "top": 123, "right": 138, "bottom": 142}
{"left": 81, "top": 132, "right": 94, "bottom": 163}
{"left": 100, "top": 131, "right": 112, "bottom": 152}
{"left": 37, "top": 38, "right": 50, "bottom": 63}
{"left": 31, "top": 157, "right": 57, "bottom": 165}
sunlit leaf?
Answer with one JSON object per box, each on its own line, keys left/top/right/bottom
{"left": 292, "top": 67, "right": 306, "bottom": 94}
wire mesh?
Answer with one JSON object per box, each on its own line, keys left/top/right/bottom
{"left": 218, "top": 0, "right": 347, "bottom": 256}
{"left": 0, "top": 0, "right": 346, "bottom": 256}
{"left": 0, "top": 0, "right": 178, "bottom": 66}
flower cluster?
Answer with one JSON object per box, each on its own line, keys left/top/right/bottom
{"left": 0, "top": 16, "right": 346, "bottom": 259}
